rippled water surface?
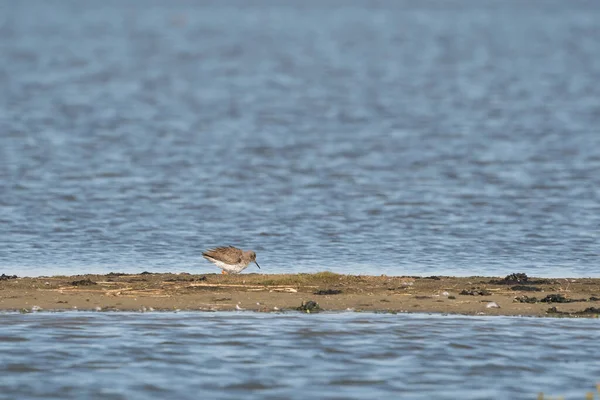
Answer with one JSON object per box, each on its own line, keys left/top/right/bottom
{"left": 1, "top": 0, "right": 600, "bottom": 277}
{"left": 0, "top": 312, "right": 598, "bottom": 400}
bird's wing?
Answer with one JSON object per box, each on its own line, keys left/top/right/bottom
{"left": 202, "top": 246, "right": 242, "bottom": 264}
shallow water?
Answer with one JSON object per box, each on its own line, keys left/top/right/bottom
{"left": 0, "top": 312, "right": 598, "bottom": 400}
{"left": 1, "top": 1, "right": 600, "bottom": 277}
{"left": 2, "top": 3, "right": 599, "bottom": 398}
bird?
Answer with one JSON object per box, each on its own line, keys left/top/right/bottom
{"left": 202, "top": 246, "right": 261, "bottom": 274}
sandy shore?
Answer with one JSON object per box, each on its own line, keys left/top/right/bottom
{"left": 1, "top": 272, "right": 599, "bottom": 317}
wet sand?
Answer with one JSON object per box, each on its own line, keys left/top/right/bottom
{"left": 1, "top": 272, "right": 599, "bottom": 317}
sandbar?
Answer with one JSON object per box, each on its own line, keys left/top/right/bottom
{"left": 1, "top": 272, "right": 599, "bottom": 317}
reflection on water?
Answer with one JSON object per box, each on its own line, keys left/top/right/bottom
{"left": 0, "top": 313, "right": 598, "bottom": 399}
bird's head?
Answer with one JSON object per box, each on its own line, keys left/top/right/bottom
{"left": 249, "top": 251, "right": 260, "bottom": 269}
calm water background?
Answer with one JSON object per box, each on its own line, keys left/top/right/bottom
{"left": 1, "top": 2, "right": 600, "bottom": 398}
{"left": 0, "top": 312, "right": 598, "bottom": 400}
{"left": 1, "top": 0, "right": 600, "bottom": 277}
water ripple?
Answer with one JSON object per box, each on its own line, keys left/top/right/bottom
{"left": 1, "top": 1, "right": 599, "bottom": 278}
{"left": 2, "top": 313, "right": 598, "bottom": 399}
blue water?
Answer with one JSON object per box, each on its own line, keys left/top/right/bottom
{"left": 1, "top": 0, "right": 599, "bottom": 277}
{"left": 1, "top": 2, "right": 600, "bottom": 399}
{"left": 0, "top": 312, "right": 599, "bottom": 400}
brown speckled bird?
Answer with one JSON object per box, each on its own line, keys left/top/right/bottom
{"left": 202, "top": 246, "right": 261, "bottom": 274}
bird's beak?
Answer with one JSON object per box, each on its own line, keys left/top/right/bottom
{"left": 255, "top": 261, "right": 261, "bottom": 269}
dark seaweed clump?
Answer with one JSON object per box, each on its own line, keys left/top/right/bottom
{"left": 314, "top": 289, "right": 342, "bottom": 295}
{"left": 547, "top": 307, "right": 600, "bottom": 316}
{"left": 71, "top": 279, "right": 97, "bottom": 286}
{"left": 540, "top": 294, "right": 570, "bottom": 303}
{"left": 0, "top": 274, "right": 18, "bottom": 281}
{"left": 499, "top": 273, "right": 528, "bottom": 284}
{"left": 489, "top": 273, "right": 547, "bottom": 285}
{"left": 511, "top": 285, "right": 542, "bottom": 292}
{"left": 297, "top": 301, "right": 321, "bottom": 313}
{"left": 460, "top": 289, "right": 492, "bottom": 296}
{"left": 515, "top": 294, "right": 588, "bottom": 304}
{"left": 515, "top": 296, "right": 538, "bottom": 304}
{"left": 540, "top": 294, "right": 588, "bottom": 303}
{"left": 489, "top": 273, "right": 527, "bottom": 285}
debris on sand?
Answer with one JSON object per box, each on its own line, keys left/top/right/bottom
{"left": 0, "top": 274, "right": 18, "bottom": 281}
{"left": 313, "top": 289, "right": 342, "bottom": 295}
{"left": 503, "top": 273, "right": 529, "bottom": 284}
{"left": 71, "top": 279, "right": 97, "bottom": 286}
{"left": 540, "top": 294, "right": 569, "bottom": 303}
{"left": 540, "top": 294, "right": 586, "bottom": 303}
{"left": 547, "top": 307, "right": 600, "bottom": 316}
{"left": 511, "top": 285, "right": 542, "bottom": 292}
{"left": 516, "top": 294, "right": 588, "bottom": 304}
{"left": 489, "top": 273, "right": 546, "bottom": 285}
{"left": 515, "top": 295, "right": 538, "bottom": 304}
{"left": 297, "top": 300, "right": 321, "bottom": 313}
{"left": 165, "top": 276, "right": 207, "bottom": 282}
{"left": 486, "top": 302, "right": 500, "bottom": 309}
{"left": 460, "top": 289, "right": 492, "bottom": 296}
